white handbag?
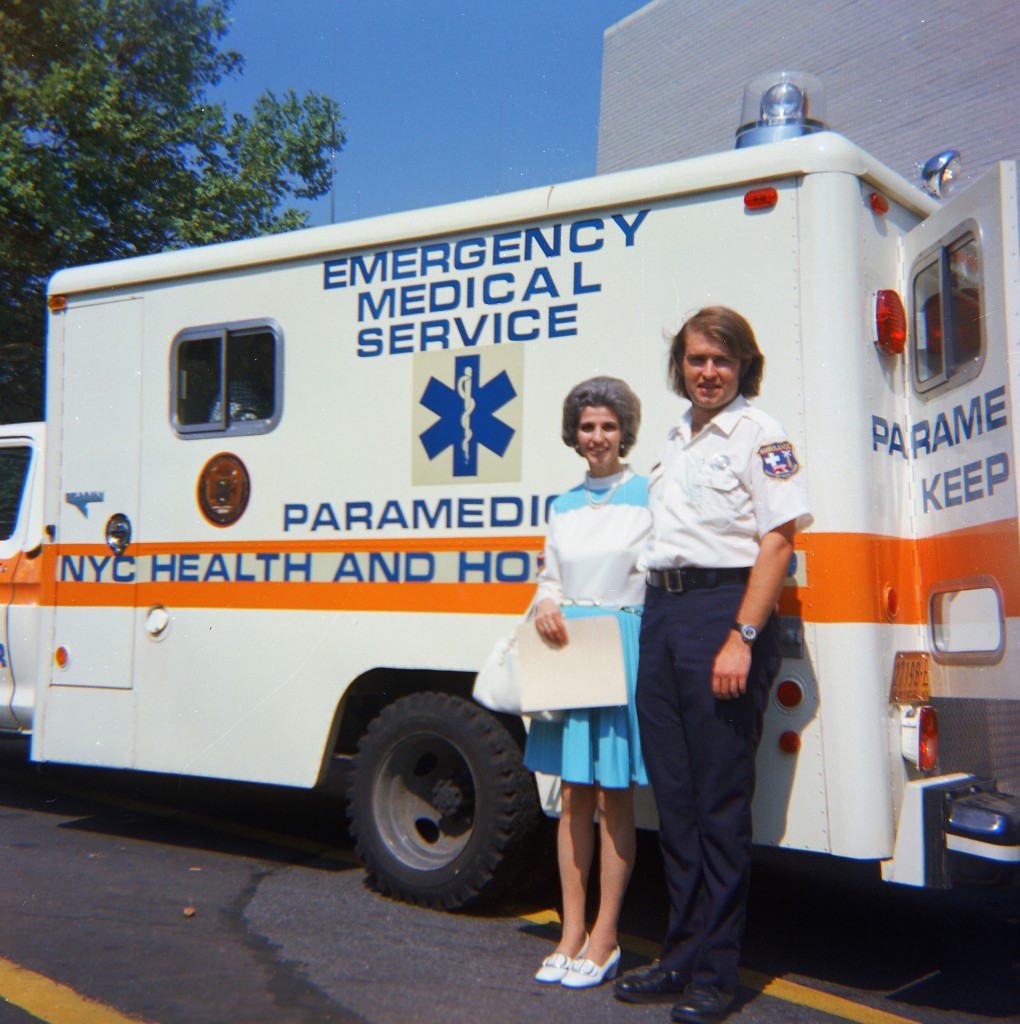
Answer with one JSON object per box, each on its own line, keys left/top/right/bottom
{"left": 472, "top": 604, "right": 560, "bottom": 720}
{"left": 472, "top": 628, "right": 522, "bottom": 715}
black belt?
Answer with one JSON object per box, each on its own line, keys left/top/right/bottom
{"left": 646, "top": 567, "right": 749, "bottom": 593}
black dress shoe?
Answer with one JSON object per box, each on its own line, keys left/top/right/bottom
{"left": 613, "top": 964, "right": 689, "bottom": 1003}
{"left": 670, "top": 982, "right": 736, "bottom": 1023}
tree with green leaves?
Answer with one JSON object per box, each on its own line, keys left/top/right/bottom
{"left": 0, "top": 0, "right": 343, "bottom": 422}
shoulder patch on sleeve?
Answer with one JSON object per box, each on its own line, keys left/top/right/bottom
{"left": 758, "top": 441, "right": 801, "bottom": 480}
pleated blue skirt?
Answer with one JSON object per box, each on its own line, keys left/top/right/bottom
{"left": 523, "top": 605, "right": 647, "bottom": 789}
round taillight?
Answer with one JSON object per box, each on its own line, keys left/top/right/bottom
{"left": 918, "top": 706, "right": 938, "bottom": 772}
{"left": 875, "top": 290, "right": 907, "bottom": 355}
{"left": 779, "top": 731, "right": 801, "bottom": 753}
{"left": 775, "top": 679, "right": 803, "bottom": 709}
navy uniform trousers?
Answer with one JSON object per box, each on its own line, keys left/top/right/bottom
{"left": 635, "top": 580, "right": 781, "bottom": 991}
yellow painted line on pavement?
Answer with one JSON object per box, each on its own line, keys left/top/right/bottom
{"left": 742, "top": 970, "right": 926, "bottom": 1024}
{"left": 517, "top": 909, "right": 924, "bottom": 1024}
{"left": 0, "top": 956, "right": 154, "bottom": 1024}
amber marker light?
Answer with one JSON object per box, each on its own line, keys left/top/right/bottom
{"left": 875, "top": 290, "right": 907, "bottom": 355}
{"left": 54, "top": 646, "right": 69, "bottom": 668}
{"left": 48, "top": 294, "right": 67, "bottom": 312}
{"left": 744, "top": 187, "right": 778, "bottom": 210}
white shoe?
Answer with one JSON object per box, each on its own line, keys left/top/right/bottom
{"left": 560, "top": 946, "right": 621, "bottom": 989}
{"left": 534, "top": 935, "right": 589, "bottom": 983}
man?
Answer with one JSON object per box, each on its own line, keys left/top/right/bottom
{"left": 614, "top": 307, "right": 813, "bottom": 1023}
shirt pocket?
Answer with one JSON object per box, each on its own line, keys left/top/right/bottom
{"left": 694, "top": 463, "right": 742, "bottom": 529}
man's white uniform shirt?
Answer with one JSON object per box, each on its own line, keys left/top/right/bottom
{"left": 645, "top": 396, "right": 813, "bottom": 571}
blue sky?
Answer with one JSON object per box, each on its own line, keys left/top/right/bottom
{"left": 214, "top": 1, "right": 647, "bottom": 227}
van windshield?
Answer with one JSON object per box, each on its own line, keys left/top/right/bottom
{"left": 0, "top": 446, "right": 31, "bottom": 542}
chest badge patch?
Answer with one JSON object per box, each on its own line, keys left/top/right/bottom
{"left": 758, "top": 441, "right": 801, "bottom": 480}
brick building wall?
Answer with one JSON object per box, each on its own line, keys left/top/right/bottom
{"left": 597, "top": 0, "right": 1019, "bottom": 193}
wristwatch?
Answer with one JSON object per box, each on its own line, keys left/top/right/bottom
{"left": 734, "top": 622, "right": 758, "bottom": 644}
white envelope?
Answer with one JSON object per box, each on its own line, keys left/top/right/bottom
{"left": 517, "top": 614, "right": 628, "bottom": 713}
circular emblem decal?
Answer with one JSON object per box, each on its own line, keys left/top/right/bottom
{"left": 197, "top": 453, "right": 250, "bottom": 527}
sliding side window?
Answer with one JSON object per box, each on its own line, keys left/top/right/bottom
{"left": 172, "top": 321, "right": 282, "bottom": 437}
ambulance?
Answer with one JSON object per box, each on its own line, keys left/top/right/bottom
{"left": 1, "top": 72, "right": 1017, "bottom": 908}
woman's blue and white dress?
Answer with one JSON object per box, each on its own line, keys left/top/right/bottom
{"left": 523, "top": 467, "right": 650, "bottom": 789}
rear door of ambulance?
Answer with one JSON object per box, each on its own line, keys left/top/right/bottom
{"left": 899, "top": 162, "right": 1020, "bottom": 796}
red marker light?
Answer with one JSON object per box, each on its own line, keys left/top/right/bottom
{"left": 775, "top": 679, "right": 803, "bottom": 709}
{"left": 744, "top": 187, "right": 778, "bottom": 210}
{"left": 875, "top": 290, "right": 907, "bottom": 355}
{"left": 779, "top": 731, "right": 801, "bottom": 753}
{"left": 869, "top": 192, "right": 890, "bottom": 215}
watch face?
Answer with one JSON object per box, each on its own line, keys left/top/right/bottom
{"left": 740, "top": 624, "right": 758, "bottom": 642}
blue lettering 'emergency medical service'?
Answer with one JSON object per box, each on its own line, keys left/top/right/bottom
{"left": 322, "top": 210, "right": 649, "bottom": 359}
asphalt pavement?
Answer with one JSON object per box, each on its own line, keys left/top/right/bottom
{"left": 1, "top": 735, "right": 1018, "bottom": 1024}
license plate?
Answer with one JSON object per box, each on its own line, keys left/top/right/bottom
{"left": 890, "top": 651, "right": 931, "bottom": 703}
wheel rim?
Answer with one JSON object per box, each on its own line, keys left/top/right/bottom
{"left": 371, "top": 731, "right": 477, "bottom": 872}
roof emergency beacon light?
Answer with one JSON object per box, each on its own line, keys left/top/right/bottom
{"left": 735, "top": 71, "right": 827, "bottom": 148}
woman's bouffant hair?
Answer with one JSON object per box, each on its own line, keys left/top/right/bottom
{"left": 561, "top": 376, "right": 642, "bottom": 457}
{"left": 668, "top": 306, "right": 765, "bottom": 399}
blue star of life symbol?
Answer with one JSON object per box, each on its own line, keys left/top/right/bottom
{"left": 419, "top": 353, "right": 517, "bottom": 476}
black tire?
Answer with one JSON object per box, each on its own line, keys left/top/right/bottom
{"left": 346, "top": 691, "right": 542, "bottom": 910}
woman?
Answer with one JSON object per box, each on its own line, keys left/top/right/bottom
{"left": 525, "top": 376, "right": 650, "bottom": 989}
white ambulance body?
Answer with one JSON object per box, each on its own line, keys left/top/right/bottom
{"left": 1, "top": 93, "right": 1018, "bottom": 905}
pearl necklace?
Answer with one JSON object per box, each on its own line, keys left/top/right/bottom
{"left": 585, "top": 469, "right": 625, "bottom": 509}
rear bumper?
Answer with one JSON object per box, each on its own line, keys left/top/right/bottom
{"left": 945, "top": 786, "right": 1020, "bottom": 887}
{"left": 882, "top": 775, "right": 1020, "bottom": 888}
